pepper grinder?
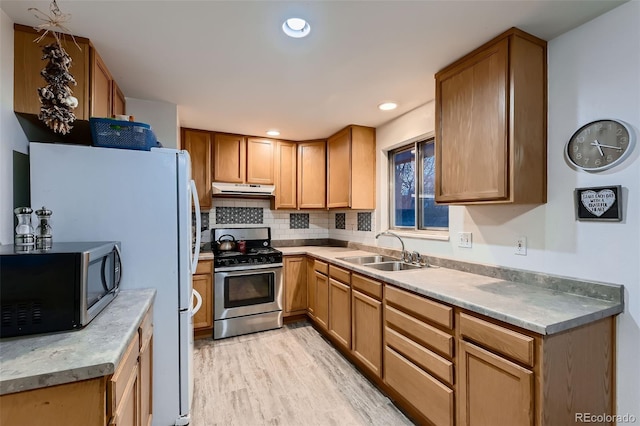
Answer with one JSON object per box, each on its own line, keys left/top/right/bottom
{"left": 35, "top": 206, "right": 53, "bottom": 250}
{"left": 14, "top": 207, "right": 35, "bottom": 250}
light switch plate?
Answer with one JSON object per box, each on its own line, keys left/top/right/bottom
{"left": 515, "top": 236, "right": 527, "bottom": 255}
{"left": 458, "top": 232, "right": 472, "bottom": 248}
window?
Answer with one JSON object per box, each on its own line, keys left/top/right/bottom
{"left": 390, "top": 138, "right": 448, "bottom": 230}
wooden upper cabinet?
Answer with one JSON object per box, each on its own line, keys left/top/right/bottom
{"left": 435, "top": 27, "right": 547, "bottom": 205}
{"left": 13, "top": 24, "right": 90, "bottom": 120}
{"left": 181, "top": 128, "right": 212, "bottom": 209}
{"left": 327, "top": 125, "right": 376, "bottom": 209}
{"left": 298, "top": 140, "right": 327, "bottom": 209}
{"left": 13, "top": 24, "right": 125, "bottom": 121}
{"left": 213, "top": 133, "right": 246, "bottom": 183}
{"left": 274, "top": 141, "right": 297, "bottom": 209}
{"left": 90, "top": 48, "right": 112, "bottom": 118}
{"left": 246, "top": 137, "right": 275, "bottom": 184}
{"left": 112, "top": 81, "right": 126, "bottom": 116}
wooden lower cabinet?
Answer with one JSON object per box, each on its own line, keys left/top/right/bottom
{"left": 283, "top": 256, "right": 308, "bottom": 316}
{"left": 314, "top": 271, "right": 329, "bottom": 330}
{"left": 302, "top": 258, "right": 616, "bottom": 426}
{"left": 458, "top": 340, "right": 533, "bottom": 426}
{"left": 306, "top": 257, "right": 316, "bottom": 318}
{"left": 328, "top": 278, "right": 351, "bottom": 349}
{"left": 138, "top": 311, "right": 153, "bottom": 426}
{"left": 351, "top": 288, "right": 382, "bottom": 377}
{"left": 385, "top": 347, "right": 454, "bottom": 426}
{"left": 193, "top": 260, "right": 213, "bottom": 339}
{"left": 0, "top": 378, "right": 108, "bottom": 425}
{"left": 0, "top": 307, "right": 153, "bottom": 426}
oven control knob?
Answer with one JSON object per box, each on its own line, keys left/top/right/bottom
{"left": 268, "top": 256, "right": 275, "bottom": 263}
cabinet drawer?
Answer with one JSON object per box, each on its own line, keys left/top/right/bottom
{"left": 351, "top": 273, "right": 382, "bottom": 300}
{"left": 385, "top": 285, "right": 453, "bottom": 329}
{"left": 459, "top": 312, "right": 535, "bottom": 367}
{"left": 385, "top": 327, "right": 453, "bottom": 385}
{"left": 108, "top": 332, "right": 139, "bottom": 415}
{"left": 329, "top": 264, "right": 350, "bottom": 284}
{"left": 385, "top": 305, "right": 454, "bottom": 358}
{"left": 138, "top": 308, "right": 153, "bottom": 348}
{"left": 385, "top": 347, "right": 454, "bottom": 426}
{"left": 196, "top": 260, "right": 213, "bottom": 275}
{"left": 313, "top": 259, "right": 328, "bottom": 275}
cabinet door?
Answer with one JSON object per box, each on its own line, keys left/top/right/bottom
{"left": 91, "top": 48, "right": 113, "bottom": 118}
{"left": 306, "top": 257, "right": 316, "bottom": 317}
{"left": 213, "top": 133, "right": 246, "bottom": 183}
{"left": 327, "top": 128, "right": 351, "bottom": 208}
{"left": 112, "top": 82, "right": 126, "bottom": 116}
{"left": 246, "top": 138, "right": 275, "bottom": 184}
{"left": 328, "top": 278, "right": 351, "bottom": 349}
{"left": 458, "top": 340, "right": 534, "bottom": 426}
{"left": 192, "top": 273, "right": 213, "bottom": 331}
{"left": 13, "top": 26, "right": 90, "bottom": 120}
{"left": 139, "top": 337, "right": 152, "bottom": 426}
{"left": 314, "top": 271, "right": 329, "bottom": 330}
{"left": 351, "top": 289, "right": 381, "bottom": 377}
{"left": 298, "top": 141, "right": 326, "bottom": 209}
{"left": 283, "top": 256, "right": 307, "bottom": 316}
{"left": 274, "top": 141, "right": 297, "bottom": 209}
{"left": 182, "top": 129, "right": 213, "bottom": 209}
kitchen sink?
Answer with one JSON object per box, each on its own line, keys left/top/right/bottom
{"left": 362, "top": 261, "right": 423, "bottom": 271}
{"left": 337, "top": 255, "right": 399, "bottom": 265}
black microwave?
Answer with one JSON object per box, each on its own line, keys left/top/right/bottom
{"left": 0, "top": 241, "right": 122, "bottom": 338}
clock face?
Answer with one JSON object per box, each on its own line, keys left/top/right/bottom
{"left": 566, "top": 119, "right": 636, "bottom": 171}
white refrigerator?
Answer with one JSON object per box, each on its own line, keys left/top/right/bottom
{"left": 29, "top": 142, "right": 202, "bottom": 426}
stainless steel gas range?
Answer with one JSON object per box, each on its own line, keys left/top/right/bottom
{"left": 212, "top": 227, "right": 283, "bottom": 339}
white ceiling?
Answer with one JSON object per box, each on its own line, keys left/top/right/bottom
{"left": 1, "top": 0, "right": 627, "bottom": 141}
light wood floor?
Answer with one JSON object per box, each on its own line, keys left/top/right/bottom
{"left": 192, "top": 321, "right": 413, "bottom": 426}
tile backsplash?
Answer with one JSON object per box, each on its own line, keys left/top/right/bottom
{"left": 207, "top": 199, "right": 376, "bottom": 244}
{"left": 215, "top": 207, "right": 263, "bottom": 224}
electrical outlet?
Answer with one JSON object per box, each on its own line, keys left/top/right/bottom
{"left": 515, "top": 236, "right": 527, "bottom": 255}
{"left": 458, "top": 232, "right": 472, "bottom": 248}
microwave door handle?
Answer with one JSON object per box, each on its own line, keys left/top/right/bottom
{"left": 113, "top": 244, "right": 123, "bottom": 291}
{"left": 192, "top": 288, "right": 202, "bottom": 316}
{"left": 100, "top": 256, "right": 110, "bottom": 292}
{"left": 190, "top": 179, "right": 201, "bottom": 274}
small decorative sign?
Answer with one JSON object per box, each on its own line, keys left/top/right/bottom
{"left": 574, "top": 185, "right": 622, "bottom": 221}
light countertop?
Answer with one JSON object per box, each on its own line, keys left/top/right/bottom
{"left": 0, "top": 288, "right": 156, "bottom": 395}
{"left": 279, "top": 246, "right": 623, "bottom": 335}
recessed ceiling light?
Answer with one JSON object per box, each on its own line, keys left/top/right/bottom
{"left": 378, "top": 102, "right": 398, "bottom": 111}
{"left": 282, "top": 18, "right": 311, "bottom": 38}
{"left": 266, "top": 130, "right": 280, "bottom": 136}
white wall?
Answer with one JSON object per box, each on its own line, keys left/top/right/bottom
{"left": 125, "top": 97, "right": 179, "bottom": 149}
{"left": 0, "top": 10, "right": 30, "bottom": 245}
{"left": 375, "top": 1, "right": 639, "bottom": 417}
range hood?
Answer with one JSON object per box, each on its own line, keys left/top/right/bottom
{"left": 211, "top": 182, "right": 275, "bottom": 197}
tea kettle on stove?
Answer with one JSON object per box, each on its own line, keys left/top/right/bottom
{"left": 216, "top": 234, "right": 237, "bottom": 251}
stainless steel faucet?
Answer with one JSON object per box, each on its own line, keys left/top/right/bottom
{"left": 375, "top": 231, "right": 409, "bottom": 262}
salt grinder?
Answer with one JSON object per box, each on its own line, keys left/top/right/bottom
{"left": 14, "top": 207, "right": 35, "bottom": 250}
{"left": 35, "top": 206, "right": 53, "bottom": 250}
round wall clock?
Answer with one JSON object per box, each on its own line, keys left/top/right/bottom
{"left": 565, "top": 119, "right": 636, "bottom": 172}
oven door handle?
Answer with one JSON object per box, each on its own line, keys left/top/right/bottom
{"left": 192, "top": 288, "right": 203, "bottom": 316}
